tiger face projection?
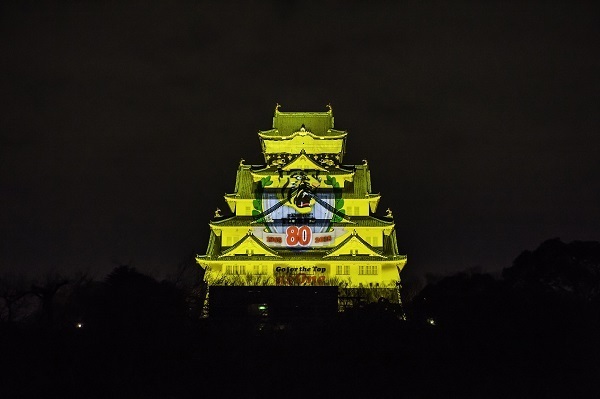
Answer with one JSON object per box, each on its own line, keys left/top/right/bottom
{"left": 284, "top": 172, "right": 320, "bottom": 214}
{"left": 293, "top": 186, "right": 312, "bottom": 209}
{"left": 252, "top": 172, "right": 348, "bottom": 248}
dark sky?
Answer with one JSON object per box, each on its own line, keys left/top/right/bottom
{"left": 1, "top": 0, "right": 599, "bottom": 281}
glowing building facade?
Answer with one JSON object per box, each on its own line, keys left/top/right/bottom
{"left": 196, "top": 106, "right": 407, "bottom": 307}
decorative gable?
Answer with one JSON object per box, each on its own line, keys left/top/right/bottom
{"left": 281, "top": 152, "right": 328, "bottom": 172}
{"left": 324, "top": 230, "right": 385, "bottom": 258}
{"left": 219, "top": 231, "right": 281, "bottom": 258}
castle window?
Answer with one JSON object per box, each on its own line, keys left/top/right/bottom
{"left": 336, "top": 265, "right": 350, "bottom": 275}
{"left": 359, "top": 265, "right": 378, "bottom": 275}
{"left": 226, "top": 265, "right": 246, "bottom": 274}
{"left": 253, "top": 265, "right": 267, "bottom": 274}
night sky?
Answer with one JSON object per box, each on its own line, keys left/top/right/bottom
{"left": 1, "top": 1, "right": 598, "bottom": 281}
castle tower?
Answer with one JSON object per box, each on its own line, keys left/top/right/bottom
{"left": 196, "top": 106, "right": 407, "bottom": 310}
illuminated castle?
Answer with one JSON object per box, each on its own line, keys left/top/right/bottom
{"left": 196, "top": 105, "right": 407, "bottom": 308}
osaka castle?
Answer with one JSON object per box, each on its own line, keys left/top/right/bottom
{"left": 196, "top": 105, "right": 407, "bottom": 305}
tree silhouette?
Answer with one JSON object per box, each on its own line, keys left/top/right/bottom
{"left": 168, "top": 254, "right": 208, "bottom": 320}
{"left": 99, "top": 265, "right": 187, "bottom": 335}
{"left": 30, "top": 272, "right": 69, "bottom": 329}
{"left": 0, "top": 273, "right": 30, "bottom": 324}
{"left": 503, "top": 238, "right": 600, "bottom": 301}
{"left": 410, "top": 270, "right": 506, "bottom": 330}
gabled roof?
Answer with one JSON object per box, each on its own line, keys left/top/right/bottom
{"left": 281, "top": 152, "right": 328, "bottom": 171}
{"left": 229, "top": 165, "right": 254, "bottom": 198}
{"left": 196, "top": 230, "right": 222, "bottom": 261}
{"left": 257, "top": 105, "right": 348, "bottom": 138}
{"left": 325, "top": 230, "right": 385, "bottom": 258}
{"left": 381, "top": 230, "right": 407, "bottom": 261}
{"left": 219, "top": 231, "right": 281, "bottom": 258}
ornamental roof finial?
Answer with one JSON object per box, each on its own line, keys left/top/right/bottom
{"left": 385, "top": 208, "right": 393, "bottom": 218}
{"left": 326, "top": 103, "right": 332, "bottom": 112}
{"left": 214, "top": 208, "right": 222, "bottom": 218}
{"left": 239, "top": 158, "right": 245, "bottom": 166}
{"left": 275, "top": 103, "right": 281, "bottom": 113}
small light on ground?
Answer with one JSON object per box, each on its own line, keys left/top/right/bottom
{"left": 427, "top": 318, "right": 436, "bottom": 326}
{"left": 76, "top": 323, "right": 83, "bottom": 328}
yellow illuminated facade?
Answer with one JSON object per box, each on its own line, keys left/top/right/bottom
{"left": 196, "top": 105, "right": 407, "bottom": 304}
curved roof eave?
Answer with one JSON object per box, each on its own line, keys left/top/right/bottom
{"left": 258, "top": 129, "right": 347, "bottom": 140}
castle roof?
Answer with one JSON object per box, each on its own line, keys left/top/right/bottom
{"left": 198, "top": 231, "right": 407, "bottom": 262}
{"left": 227, "top": 164, "right": 376, "bottom": 199}
{"left": 257, "top": 106, "right": 345, "bottom": 138}
{"left": 209, "top": 215, "right": 394, "bottom": 228}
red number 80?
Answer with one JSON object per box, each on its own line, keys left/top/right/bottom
{"left": 286, "top": 225, "right": 311, "bottom": 246}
